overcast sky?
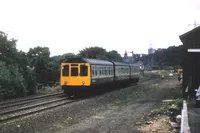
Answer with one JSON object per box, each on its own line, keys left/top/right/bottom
{"left": 0, "top": 0, "right": 200, "bottom": 56}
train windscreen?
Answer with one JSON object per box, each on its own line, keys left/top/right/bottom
{"left": 62, "top": 65, "right": 69, "bottom": 76}
{"left": 80, "top": 65, "right": 88, "bottom": 76}
{"left": 71, "top": 67, "right": 78, "bottom": 76}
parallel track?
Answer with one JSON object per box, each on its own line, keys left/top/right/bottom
{"left": 0, "top": 92, "right": 63, "bottom": 107}
{"left": 0, "top": 93, "right": 65, "bottom": 110}
{"left": 0, "top": 97, "right": 80, "bottom": 124}
{"left": 0, "top": 74, "right": 159, "bottom": 124}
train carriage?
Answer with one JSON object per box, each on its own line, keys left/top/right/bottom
{"left": 130, "top": 64, "right": 140, "bottom": 82}
{"left": 60, "top": 57, "right": 141, "bottom": 97}
{"left": 60, "top": 58, "right": 114, "bottom": 96}
{"left": 112, "top": 61, "right": 130, "bottom": 81}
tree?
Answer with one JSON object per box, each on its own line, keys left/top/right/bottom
{"left": 106, "top": 50, "right": 123, "bottom": 61}
{"left": 138, "top": 45, "right": 183, "bottom": 69}
{"left": 78, "top": 46, "right": 107, "bottom": 59}
{"left": 0, "top": 31, "right": 30, "bottom": 98}
{"left": 61, "top": 53, "right": 77, "bottom": 62}
{"left": 27, "top": 46, "right": 50, "bottom": 85}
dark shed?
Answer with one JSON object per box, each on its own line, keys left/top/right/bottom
{"left": 179, "top": 26, "right": 200, "bottom": 98}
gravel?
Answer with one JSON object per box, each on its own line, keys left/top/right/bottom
{"left": 0, "top": 73, "right": 180, "bottom": 133}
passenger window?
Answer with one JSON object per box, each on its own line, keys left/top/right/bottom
{"left": 105, "top": 67, "right": 107, "bottom": 75}
{"left": 95, "top": 70, "right": 97, "bottom": 76}
{"left": 62, "top": 65, "right": 69, "bottom": 76}
{"left": 92, "top": 70, "right": 94, "bottom": 76}
{"left": 99, "top": 67, "right": 102, "bottom": 76}
{"left": 71, "top": 67, "right": 78, "bottom": 76}
{"left": 80, "top": 65, "right": 88, "bottom": 76}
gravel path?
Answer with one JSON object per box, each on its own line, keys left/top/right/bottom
{"left": 0, "top": 75, "right": 180, "bottom": 133}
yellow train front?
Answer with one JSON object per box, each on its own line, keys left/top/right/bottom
{"left": 60, "top": 57, "right": 140, "bottom": 97}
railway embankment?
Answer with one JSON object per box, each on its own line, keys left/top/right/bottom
{"left": 0, "top": 72, "right": 181, "bottom": 133}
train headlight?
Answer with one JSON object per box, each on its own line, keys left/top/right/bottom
{"left": 82, "top": 81, "right": 85, "bottom": 85}
{"left": 64, "top": 81, "right": 67, "bottom": 85}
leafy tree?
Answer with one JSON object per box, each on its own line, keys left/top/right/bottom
{"left": 61, "top": 53, "right": 77, "bottom": 62}
{"left": 78, "top": 46, "right": 107, "bottom": 59}
{"left": 0, "top": 31, "right": 36, "bottom": 98}
{"left": 27, "top": 46, "right": 50, "bottom": 85}
{"left": 78, "top": 46, "right": 123, "bottom": 61}
{"left": 106, "top": 50, "right": 122, "bottom": 61}
{"left": 138, "top": 45, "right": 183, "bottom": 69}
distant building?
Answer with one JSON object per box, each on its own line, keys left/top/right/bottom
{"left": 148, "top": 43, "right": 155, "bottom": 55}
{"left": 123, "top": 51, "right": 134, "bottom": 64}
{"left": 148, "top": 43, "right": 155, "bottom": 66}
{"left": 148, "top": 48, "right": 156, "bottom": 54}
{"left": 123, "top": 51, "right": 143, "bottom": 64}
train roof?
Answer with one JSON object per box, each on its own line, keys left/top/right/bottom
{"left": 83, "top": 58, "right": 113, "bottom": 65}
{"left": 112, "top": 61, "right": 129, "bottom": 66}
{"left": 63, "top": 57, "right": 113, "bottom": 65}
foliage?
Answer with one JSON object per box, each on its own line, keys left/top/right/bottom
{"left": 78, "top": 46, "right": 107, "bottom": 59}
{"left": 106, "top": 50, "right": 123, "bottom": 61}
{"left": 154, "top": 45, "right": 183, "bottom": 68}
{"left": 0, "top": 31, "right": 36, "bottom": 99}
{"left": 139, "top": 45, "right": 183, "bottom": 69}
{"left": 27, "top": 46, "right": 50, "bottom": 84}
{"left": 78, "top": 46, "right": 122, "bottom": 61}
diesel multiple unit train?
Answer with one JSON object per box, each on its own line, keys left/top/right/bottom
{"left": 60, "top": 57, "right": 142, "bottom": 96}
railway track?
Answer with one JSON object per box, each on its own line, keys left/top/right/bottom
{"left": 0, "top": 94, "right": 65, "bottom": 111}
{"left": 0, "top": 96, "right": 80, "bottom": 124}
{"left": 0, "top": 74, "right": 159, "bottom": 124}
{"left": 0, "top": 92, "right": 64, "bottom": 107}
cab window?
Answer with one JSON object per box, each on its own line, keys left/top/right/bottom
{"left": 71, "top": 67, "right": 78, "bottom": 76}
{"left": 80, "top": 65, "right": 88, "bottom": 76}
{"left": 62, "top": 65, "right": 69, "bottom": 76}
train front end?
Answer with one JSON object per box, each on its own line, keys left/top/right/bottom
{"left": 60, "top": 62, "right": 91, "bottom": 96}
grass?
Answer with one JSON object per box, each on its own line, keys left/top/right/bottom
{"left": 38, "top": 85, "right": 62, "bottom": 94}
{"left": 144, "top": 98, "right": 183, "bottom": 121}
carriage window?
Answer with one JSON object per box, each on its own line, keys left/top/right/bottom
{"left": 95, "top": 70, "right": 97, "bottom": 76}
{"left": 80, "top": 65, "right": 88, "bottom": 76}
{"left": 103, "top": 67, "right": 105, "bottom": 75}
{"left": 62, "top": 65, "right": 69, "bottom": 76}
{"left": 71, "top": 67, "right": 78, "bottom": 76}
{"left": 99, "top": 67, "right": 102, "bottom": 75}
{"left": 92, "top": 70, "right": 95, "bottom": 76}
{"left": 92, "top": 66, "right": 94, "bottom": 76}
{"left": 110, "top": 68, "right": 113, "bottom": 75}
{"left": 105, "top": 67, "right": 107, "bottom": 75}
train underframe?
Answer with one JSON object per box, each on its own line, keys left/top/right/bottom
{"left": 62, "top": 78, "right": 139, "bottom": 97}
